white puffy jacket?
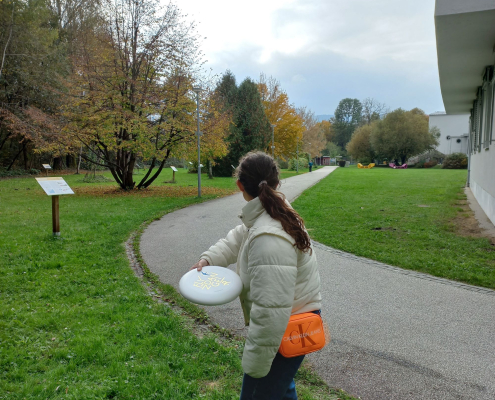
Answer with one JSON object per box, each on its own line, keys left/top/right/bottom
{"left": 200, "top": 196, "right": 322, "bottom": 378}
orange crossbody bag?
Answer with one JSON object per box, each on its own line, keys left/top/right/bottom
{"left": 278, "top": 312, "right": 329, "bottom": 358}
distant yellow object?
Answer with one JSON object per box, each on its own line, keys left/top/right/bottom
{"left": 358, "top": 163, "right": 375, "bottom": 169}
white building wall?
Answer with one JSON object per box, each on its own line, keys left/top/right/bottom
{"left": 470, "top": 149, "right": 495, "bottom": 226}
{"left": 429, "top": 114, "right": 469, "bottom": 155}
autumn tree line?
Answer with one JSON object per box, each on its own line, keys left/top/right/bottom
{"left": 0, "top": 0, "right": 330, "bottom": 189}
{"left": 0, "top": 0, "right": 438, "bottom": 190}
{"left": 329, "top": 98, "right": 439, "bottom": 165}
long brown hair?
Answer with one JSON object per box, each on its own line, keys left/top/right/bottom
{"left": 236, "top": 151, "right": 312, "bottom": 253}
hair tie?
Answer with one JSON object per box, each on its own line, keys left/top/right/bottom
{"left": 258, "top": 180, "right": 267, "bottom": 188}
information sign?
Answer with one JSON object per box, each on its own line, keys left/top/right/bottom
{"left": 35, "top": 177, "right": 74, "bottom": 236}
{"left": 171, "top": 166, "right": 178, "bottom": 172}
{"left": 36, "top": 177, "right": 74, "bottom": 196}
{"left": 42, "top": 164, "right": 52, "bottom": 170}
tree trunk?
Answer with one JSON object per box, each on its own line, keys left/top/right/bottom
{"left": 139, "top": 158, "right": 167, "bottom": 189}
{"left": 120, "top": 152, "right": 136, "bottom": 190}
{"left": 137, "top": 157, "right": 156, "bottom": 189}
{"left": 52, "top": 157, "right": 63, "bottom": 170}
{"left": 7, "top": 142, "right": 25, "bottom": 170}
{"left": 208, "top": 160, "right": 213, "bottom": 179}
{"left": 76, "top": 145, "right": 82, "bottom": 174}
{"left": 23, "top": 144, "right": 28, "bottom": 170}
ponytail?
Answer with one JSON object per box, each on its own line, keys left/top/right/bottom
{"left": 236, "top": 152, "right": 312, "bottom": 253}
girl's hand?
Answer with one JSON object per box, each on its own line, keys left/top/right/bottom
{"left": 190, "top": 259, "right": 209, "bottom": 272}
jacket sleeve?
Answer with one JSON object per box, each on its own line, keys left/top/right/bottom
{"left": 242, "top": 234, "right": 298, "bottom": 378}
{"left": 199, "top": 224, "right": 245, "bottom": 267}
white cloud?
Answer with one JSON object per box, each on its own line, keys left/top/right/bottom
{"left": 176, "top": 0, "right": 445, "bottom": 115}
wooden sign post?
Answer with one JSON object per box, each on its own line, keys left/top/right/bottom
{"left": 35, "top": 177, "right": 74, "bottom": 236}
{"left": 171, "top": 166, "right": 178, "bottom": 183}
{"left": 52, "top": 195, "right": 60, "bottom": 234}
{"left": 42, "top": 164, "right": 52, "bottom": 176}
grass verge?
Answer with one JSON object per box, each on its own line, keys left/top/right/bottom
{"left": 293, "top": 167, "right": 495, "bottom": 289}
{"left": 0, "top": 173, "right": 354, "bottom": 399}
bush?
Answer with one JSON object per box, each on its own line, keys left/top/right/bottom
{"left": 0, "top": 168, "right": 40, "bottom": 177}
{"left": 413, "top": 160, "right": 425, "bottom": 168}
{"left": 424, "top": 160, "right": 438, "bottom": 168}
{"left": 288, "top": 157, "right": 308, "bottom": 171}
{"left": 277, "top": 159, "right": 289, "bottom": 169}
{"left": 442, "top": 153, "right": 468, "bottom": 169}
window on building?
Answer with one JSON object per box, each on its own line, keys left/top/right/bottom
{"left": 482, "top": 66, "right": 494, "bottom": 149}
{"left": 473, "top": 89, "right": 483, "bottom": 153}
{"left": 469, "top": 110, "right": 476, "bottom": 154}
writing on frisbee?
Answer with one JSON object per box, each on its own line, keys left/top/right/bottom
{"left": 193, "top": 272, "right": 231, "bottom": 290}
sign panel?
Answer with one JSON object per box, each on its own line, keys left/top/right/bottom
{"left": 35, "top": 177, "right": 74, "bottom": 196}
{"left": 42, "top": 164, "right": 52, "bottom": 170}
{"left": 171, "top": 166, "right": 178, "bottom": 172}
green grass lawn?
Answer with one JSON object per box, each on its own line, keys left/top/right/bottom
{"left": 76, "top": 165, "right": 305, "bottom": 188}
{"left": 0, "top": 172, "right": 352, "bottom": 400}
{"left": 293, "top": 167, "right": 495, "bottom": 289}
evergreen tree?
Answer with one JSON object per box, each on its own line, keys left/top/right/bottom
{"left": 213, "top": 74, "right": 271, "bottom": 176}
{"left": 333, "top": 98, "right": 362, "bottom": 149}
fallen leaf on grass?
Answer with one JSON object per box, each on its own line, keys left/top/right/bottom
{"left": 74, "top": 185, "right": 237, "bottom": 198}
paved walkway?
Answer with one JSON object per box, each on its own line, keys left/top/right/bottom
{"left": 140, "top": 167, "right": 495, "bottom": 400}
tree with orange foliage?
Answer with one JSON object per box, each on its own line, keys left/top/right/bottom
{"left": 258, "top": 74, "right": 304, "bottom": 160}
{"left": 297, "top": 107, "right": 327, "bottom": 160}
{"left": 318, "top": 120, "right": 334, "bottom": 143}
{"left": 180, "top": 86, "right": 231, "bottom": 179}
{"left": 0, "top": 0, "right": 69, "bottom": 170}
{"left": 63, "top": 0, "right": 212, "bottom": 190}
{"left": 346, "top": 123, "right": 376, "bottom": 163}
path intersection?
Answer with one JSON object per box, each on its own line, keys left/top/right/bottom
{"left": 140, "top": 167, "right": 495, "bottom": 400}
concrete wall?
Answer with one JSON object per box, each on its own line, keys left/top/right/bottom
{"left": 470, "top": 148, "right": 495, "bottom": 226}
{"left": 429, "top": 114, "right": 469, "bottom": 155}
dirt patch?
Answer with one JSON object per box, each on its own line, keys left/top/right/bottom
{"left": 452, "top": 202, "right": 495, "bottom": 246}
{"left": 75, "top": 185, "right": 236, "bottom": 198}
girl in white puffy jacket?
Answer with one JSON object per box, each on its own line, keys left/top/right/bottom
{"left": 191, "top": 151, "right": 322, "bottom": 400}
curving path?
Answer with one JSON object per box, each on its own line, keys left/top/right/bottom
{"left": 140, "top": 167, "right": 495, "bottom": 400}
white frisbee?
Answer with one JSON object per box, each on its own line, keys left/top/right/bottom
{"left": 179, "top": 266, "right": 243, "bottom": 306}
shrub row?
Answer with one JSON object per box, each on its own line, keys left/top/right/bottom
{"left": 442, "top": 153, "right": 468, "bottom": 169}
{"left": 0, "top": 168, "right": 40, "bottom": 177}
{"left": 288, "top": 157, "right": 308, "bottom": 170}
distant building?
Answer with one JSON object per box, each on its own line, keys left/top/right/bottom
{"left": 429, "top": 112, "right": 469, "bottom": 155}
{"left": 315, "top": 156, "right": 330, "bottom": 166}
{"left": 435, "top": 0, "right": 495, "bottom": 225}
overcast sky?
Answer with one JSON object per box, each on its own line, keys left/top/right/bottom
{"left": 177, "top": 0, "right": 445, "bottom": 116}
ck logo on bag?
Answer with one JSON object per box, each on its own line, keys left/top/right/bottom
{"left": 279, "top": 312, "right": 328, "bottom": 358}
{"left": 284, "top": 321, "right": 322, "bottom": 347}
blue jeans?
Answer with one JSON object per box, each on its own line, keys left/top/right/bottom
{"left": 239, "top": 352, "right": 305, "bottom": 400}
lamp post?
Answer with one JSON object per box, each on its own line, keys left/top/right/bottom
{"left": 271, "top": 124, "right": 276, "bottom": 158}
{"left": 296, "top": 137, "right": 299, "bottom": 173}
{"left": 193, "top": 87, "right": 202, "bottom": 198}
